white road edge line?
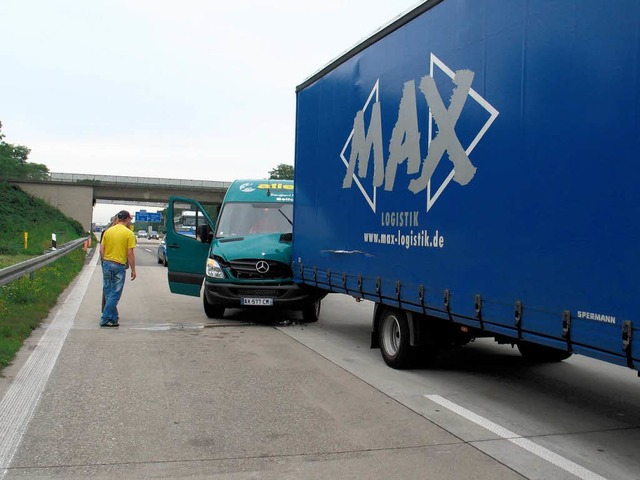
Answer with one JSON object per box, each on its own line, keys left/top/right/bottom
{"left": 424, "top": 394, "right": 607, "bottom": 480}
{"left": 0, "top": 252, "right": 99, "bottom": 479}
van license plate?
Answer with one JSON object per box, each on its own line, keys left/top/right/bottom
{"left": 241, "top": 297, "right": 273, "bottom": 306}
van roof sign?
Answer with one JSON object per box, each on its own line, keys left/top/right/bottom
{"left": 225, "top": 179, "right": 294, "bottom": 203}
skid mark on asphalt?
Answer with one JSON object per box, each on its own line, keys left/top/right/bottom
{"left": 129, "top": 322, "right": 256, "bottom": 331}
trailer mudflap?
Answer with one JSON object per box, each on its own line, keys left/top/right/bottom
{"left": 475, "top": 294, "right": 484, "bottom": 330}
{"left": 562, "top": 310, "right": 573, "bottom": 353}
{"left": 622, "top": 320, "right": 633, "bottom": 369}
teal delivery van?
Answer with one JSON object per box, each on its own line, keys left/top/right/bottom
{"left": 166, "top": 179, "right": 324, "bottom": 321}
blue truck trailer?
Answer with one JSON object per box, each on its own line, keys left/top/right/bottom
{"left": 291, "top": 0, "right": 640, "bottom": 370}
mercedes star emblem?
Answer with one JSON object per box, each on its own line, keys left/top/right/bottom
{"left": 256, "top": 260, "right": 270, "bottom": 274}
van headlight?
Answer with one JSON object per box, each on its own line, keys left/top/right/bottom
{"left": 205, "top": 258, "right": 225, "bottom": 279}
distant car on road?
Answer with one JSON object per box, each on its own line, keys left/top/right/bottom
{"left": 157, "top": 239, "right": 168, "bottom": 266}
{"left": 137, "top": 230, "right": 148, "bottom": 239}
{"left": 149, "top": 230, "right": 159, "bottom": 239}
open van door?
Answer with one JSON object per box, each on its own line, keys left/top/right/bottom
{"left": 166, "top": 196, "right": 216, "bottom": 296}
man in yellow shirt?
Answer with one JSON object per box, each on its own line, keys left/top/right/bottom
{"left": 99, "top": 210, "right": 137, "bottom": 327}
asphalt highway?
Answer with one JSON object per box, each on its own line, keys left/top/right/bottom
{"left": 0, "top": 242, "right": 637, "bottom": 479}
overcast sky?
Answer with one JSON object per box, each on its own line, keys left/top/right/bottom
{"left": 1, "top": 0, "right": 420, "bottom": 223}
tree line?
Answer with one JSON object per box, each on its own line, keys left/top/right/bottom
{"left": 0, "top": 121, "right": 49, "bottom": 180}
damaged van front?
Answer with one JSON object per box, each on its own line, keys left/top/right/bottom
{"left": 166, "top": 180, "right": 324, "bottom": 322}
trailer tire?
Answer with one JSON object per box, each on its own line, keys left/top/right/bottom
{"left": 302, "top": 300, "right": 321, "bottom": 323}
{"left": 203, "top": 295, "right": 225, "bottom": 319}
{"left": 517, "top": 341, "right": 572, "bottom": 362}
{"left": 378, "top": 309, "right": 414, "bottom": 369}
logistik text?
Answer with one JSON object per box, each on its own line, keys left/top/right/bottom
{"left": 381, "top": 210, "right": 419, "bottom": 227}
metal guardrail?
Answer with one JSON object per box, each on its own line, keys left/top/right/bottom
{"left": 0, "top": 237, "right": 90, "bottom": 288}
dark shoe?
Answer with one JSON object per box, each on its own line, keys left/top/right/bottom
{"left": 100, "top": 322, "right": 117, "bottom": 327}
{"left": 111, "top": 323, "right": 120, "bottom": 327}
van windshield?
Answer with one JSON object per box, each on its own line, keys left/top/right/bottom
{"left": 215, "top": 202, "right": 293, "bottom": 238}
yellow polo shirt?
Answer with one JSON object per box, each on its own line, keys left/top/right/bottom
{"left": 102, "top": 224, "right": 136, "bottom": 265}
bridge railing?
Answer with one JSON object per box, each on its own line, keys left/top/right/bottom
{"left": 49, "top": 173, "right": 231, "bottom": 189}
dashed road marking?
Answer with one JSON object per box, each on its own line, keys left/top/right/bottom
{"left": 425, "top": 394, "right": 607, "bottom": 480}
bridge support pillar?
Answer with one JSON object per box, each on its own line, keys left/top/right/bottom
{"left": 17, "top": 182, "right": 94, "bottom": 233}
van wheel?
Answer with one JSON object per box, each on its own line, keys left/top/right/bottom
{"left": 203, "top": 295, "right": 224, "bottom": 319}
{"left": 517, "top": 341, "right": 572, "bottom": 362}
{"left": 302, "top": 301, "right": 321, "bottom": 323}
{"left": 378, "top": 309, "right": 414, "bottom": 369}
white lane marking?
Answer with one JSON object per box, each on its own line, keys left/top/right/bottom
{"left": 425, "top": 394, "right": 607, "bottom": 480}
{"left": 0, "top": 252, "right": 99, "bottom": 478}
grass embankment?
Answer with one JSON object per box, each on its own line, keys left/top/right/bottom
{"left": 0, "top": 182, "right": 89, "bottom": 371}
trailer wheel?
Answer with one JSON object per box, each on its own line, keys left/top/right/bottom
{"left": 203, "top": 295, "right": 224, "bottom": 319}
{"left": 378, "top": 309, "right": 414, "bottom": 369}
{"left": 517, "top": 341, "right": 572, "bottom": 362}
{"left": 301, "top": 300, "right": 321, "bottom": 323}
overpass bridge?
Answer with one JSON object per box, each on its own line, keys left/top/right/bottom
{"left": 10, "top": 173, "right": 232, "bottom": 232}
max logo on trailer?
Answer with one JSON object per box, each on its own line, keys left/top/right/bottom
{"left": 341, "top": 53, "right": 499, "bottom": 213}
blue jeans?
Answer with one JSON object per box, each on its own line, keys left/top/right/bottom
{"left": 101, "top": 261, "right": 126, "bottom": 325}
